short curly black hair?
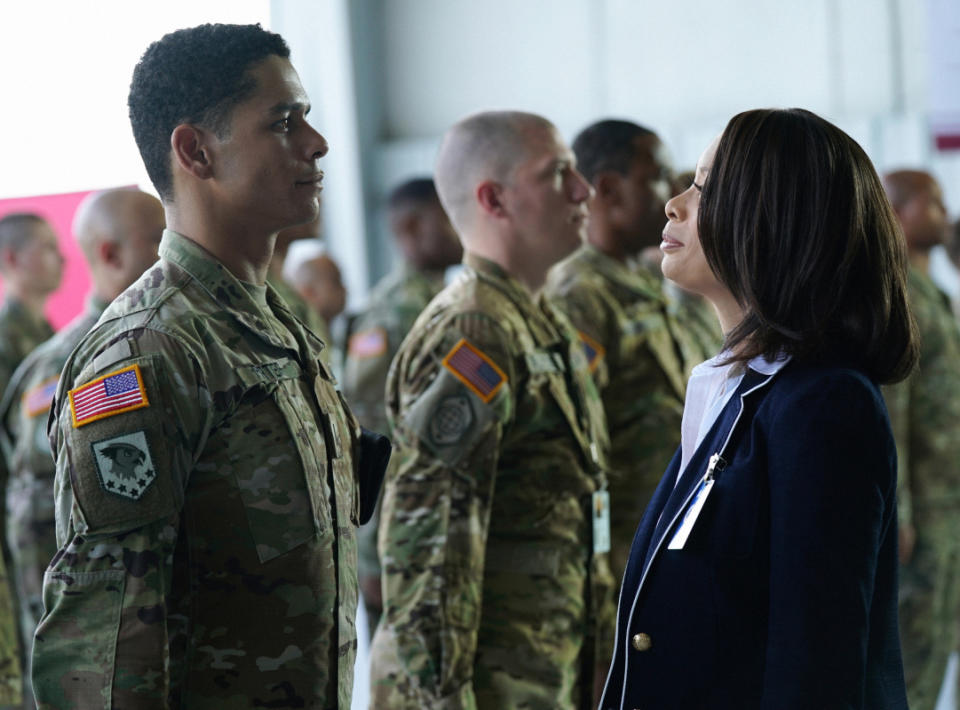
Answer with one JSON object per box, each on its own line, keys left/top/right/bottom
{"left": 572, "top": 119, "right": 656, "bottom": 185}
{"left": 128, "top": 23, "right": 290, "bottom": 201}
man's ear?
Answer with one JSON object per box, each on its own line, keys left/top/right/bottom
{"left": 170, "top": 124, "right": 214, "bottom": 180}
{"left": 476, "top": 180, "right": 506, "bottom": 217}
{"left": 98, "top": 240, "right": 122, "bottom": 269}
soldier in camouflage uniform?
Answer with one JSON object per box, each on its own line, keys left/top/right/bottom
{"left": 883, "top": 170, "right": 960, "bottom": 710}
{"left": 546, "top": 120, "right": 720, "bottom": 585}
{"left": 32, "top": 24, "right": 380, "bottom": 708}
{"left": 0, "top": 214, "right": 62, "bottom": 402}
{"left": 0, "top": 189, "right": 163, "bottom": 697}
{"left": 0, "top": 213, "right": 64, "bottom": 707}
{"left": 343, "top": 177, "right": 462, "bottom": 637}
{"left": 370, "top": 111, "right": 615, "bottom": 710}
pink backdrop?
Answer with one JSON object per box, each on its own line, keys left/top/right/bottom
{"left": 0, "top": 188, "right": 127, "bottom": 330}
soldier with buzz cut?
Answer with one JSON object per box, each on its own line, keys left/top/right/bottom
{"left": 0, "top": 188, "right": 163, "bottom": 704}
{"left": 343, "top": 177, "right": 462, "bottom": 636}
{"left": 882, "top": 169, "right": 960, "bottom": 710}
{"left": 369, "top": 111, "right": 615, "bottom": 710}
{"left": 32, "top": 24, "right": 387, "bottom": 708}
{"left": 545, "top": 119, "right": 720, "bottom": 585}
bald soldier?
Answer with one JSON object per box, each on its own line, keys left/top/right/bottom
{"left": 344, "top": 177, "right": 463, "bottom": 636}
{"left": 882, "top": 170, "right": 960, "bottom": 710}
{"left": 0, "top": 189, "right": 163, "bottom": 672}
{"left": 545, "top": 119, "right": 720, "bottom": 584}
{"left": 290, "top": 251, "right": 347, "bottom": 326}
{"left": 370, "top": 111, "right": 615, "bottom": 710}
{"left": 32, "top": 24, "right": 383, "bottom": 707}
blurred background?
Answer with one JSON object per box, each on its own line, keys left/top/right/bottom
{"left": 1, "top": 0, "right": 958, "bottom": 322}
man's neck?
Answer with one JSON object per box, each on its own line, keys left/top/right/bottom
{"left": 166, "top": 206, "right": 274, "bottom": 285}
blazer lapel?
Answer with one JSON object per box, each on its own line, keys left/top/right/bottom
{"left": 640, "top": 367, "right": 773, "bottom": 579}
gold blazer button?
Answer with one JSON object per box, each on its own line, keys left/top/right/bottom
{"left": 631, "top": 632, "right": 652, "bottom": 651}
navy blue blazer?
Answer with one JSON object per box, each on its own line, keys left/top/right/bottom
{"left": 599, "top": 362, "right": 907, "bottom": 710}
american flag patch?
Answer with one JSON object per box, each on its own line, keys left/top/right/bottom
{"left": 442, "top": 339, "right": 507, "bottom": 403}
{"left": 23, "top": 375, "right": 59, "bottom": 417}
{"left": 69, "top": 364, "right": 149, "bottom": 428}
{"left": 578, "top": 331, "right": 605, "bottom": 373}
{"left": 348, "top": 327, "right": 388, "bottom": 358}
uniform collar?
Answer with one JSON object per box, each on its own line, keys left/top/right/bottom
{"left": 462, "top": 252, "right": 533, "bottom": 307}
{"left": 158, "top": 229, "right": 301, "bottom": 353}
{"left": 577, "top": 244, "right": 665, "bottom": 302}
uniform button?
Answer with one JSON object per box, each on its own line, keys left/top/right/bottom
{"left": 631, "top": 632, "right": 652, "bottom": 651}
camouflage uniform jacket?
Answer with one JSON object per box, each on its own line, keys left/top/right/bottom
{"left": 370, "top": 253, "right": 615, "bottom": 710}
{"left": 884, "top": 266, "right": 960, "bottom": 710}
{"left": 0, "top": 296, "right": 106, "bottom": 654}
{"left": 268, "top": 275, "right": 335, "bottom": 366}
{"left": 546, "top": 245, "right": 715, "bottom": 581}
{"left": 0, "top": 298, "right": 55, "bottom": 404}
{"left": 34, "top": 230, "right": 362, "bottom": 709}
{"left": 342, "top": 263, "right": 445, "bottom": 581}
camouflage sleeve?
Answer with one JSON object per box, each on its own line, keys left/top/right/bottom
{"left": 33, "top": 329, "right": 210, "bottom": 709}
{"left": 372, "top": 313, "right": 514, "bottom": 709}
{"left": 548, "top": 281, "right": 612, "bottom": 391}
{"left": 882, "top": 379, "right": 911, "bottom": 528}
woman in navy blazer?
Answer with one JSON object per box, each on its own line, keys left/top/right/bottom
{"left": 599, "top": 109, "right": 919, "bottom": 710}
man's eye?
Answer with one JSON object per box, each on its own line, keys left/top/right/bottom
{"left": 274, "top": 117, "right": 291, "bottom": 131}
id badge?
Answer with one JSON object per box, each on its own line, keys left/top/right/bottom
{"left": 667, "top": 477, "right": 715, "bottom": 550}
{"left": 592, "top": 490, "right": 611, "bottom": 555}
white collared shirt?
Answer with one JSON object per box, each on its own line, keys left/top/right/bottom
{"left": 676, "top": 351, "right": 791, "bottom": 484}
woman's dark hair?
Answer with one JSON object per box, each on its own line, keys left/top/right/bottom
{"left": 699, "top": 108, "right": 918, "bottom": 383}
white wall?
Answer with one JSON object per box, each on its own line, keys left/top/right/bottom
{"left": 362, "top": 0, "right": 960, "bottom": 291}
{"left": 0, "top": 1, "right": 271, "bottom": 199}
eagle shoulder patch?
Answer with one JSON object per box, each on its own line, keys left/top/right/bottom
{"left": 441, "top": 338, "right": 507, "bottom": 403}
{"left": 90, "top": 430, "right": 157, "bottom": 500}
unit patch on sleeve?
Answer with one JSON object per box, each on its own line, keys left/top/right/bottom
{"left": 69, "top": 364, "right": 149, "bottom": 428}
{"left": 441, "top": 338, "right": 507, "bottom": 403}
{"left": 23, "top": 374, "right": 60, "bottom": 417}
{"left": 90, "top": 430, "right": 157, "bottom": 500}
{"left": 348, "top": 327, "right": 388, "bottom": 358}
{"left": 578, "top": 331, "right": 605, "bottom": 373}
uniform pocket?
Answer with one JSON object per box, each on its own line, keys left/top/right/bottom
{"left": 34, "top": 568, "right": 125, "bottom": 708}
{"left": 233, "top": 360, "right": 320, "bottom": 563}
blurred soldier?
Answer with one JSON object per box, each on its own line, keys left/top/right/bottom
{"left": 546, "top": 120, "right": 718, "bottom": 584}
{"left": 343, "top": 177, "right": 462, "bottom": 636}
{"left": 32, "top": 24, "right": 381, "bottom": 707}
{"left": 0, "top": 212, "right": 63, "bottom": 707}
{"left": 0, "top": 214, "right": 62, "bottom": 401}
{"left": 370, "top": 111, "right": 615, "bottom": 710}
{"left": 290, "top": 251, "right": 347, "bottom": 326}
{"left": 0, "top": 189, "right": 163, "bottom": 690}
{"left": 883, "top": 169, "right": 960, "bottom": 710}
{"left": 269, "top": 214, "right": 336, "bottom": 361}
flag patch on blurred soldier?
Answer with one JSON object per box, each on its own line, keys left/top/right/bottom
{"left": 442, "top": 338, "right": 506, "bottom": 402}
{"left": 23, "top": 374, "right": 60, "bottom": 417}
{"left": 348, "top": 327, "right": 388, "bottom": 358}
{"left": 578, "top": 331, "right": 605, "bottom": 372}
{"left": 69, "top": 364, "right": 149, "bottom": 427}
